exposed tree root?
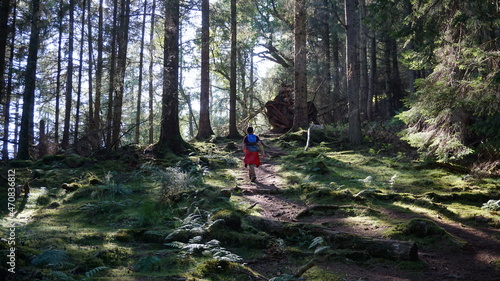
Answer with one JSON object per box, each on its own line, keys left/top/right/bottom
{"left": 294, "top": 204, "right": 372, "bottom": 220}
{"left": 246, "top": 215, "right": 418, "bottom": 261}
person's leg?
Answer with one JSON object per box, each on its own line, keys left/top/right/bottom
{"left": 249, "top": 164, "right": 256, "bottom": 182}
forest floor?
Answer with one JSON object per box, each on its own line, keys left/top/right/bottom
{"left": 0, "top": 131, "right": 499, "bottom": 281}
{"left": 234, "top": 141, "right": 500, "bottom": 281}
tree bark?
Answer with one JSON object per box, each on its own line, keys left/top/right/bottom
{"left": 87, "top": 0, "right": 94, "bottom": 135}
{"left": 331, "top": 28, "right": 341, "bottom": 124}
{"left": 358, "top": 0, "right": 369, "bottom": 121}
{"left": 227, "top": 0, "right": 241, "bottom": 139}
{"left": 135, "top": 0, "right": 148, "bottom": 144}
{"left": 404, "top": 0, "right": 415, "bottom": 95}
{"left": 91, "top": 0, "right": 104, "bottom": 146}
{"left": 0, "top": 0, "right": 10, "bottom": 106}
{"left": 318, "top": 0, "right": 331, "bottom": 124}
{"left": 75, "top": 0, "right": 86, "bottom": 144}
{"left": 55, "top": 0, "right": 63, "bottom": 146}
{"left": 383, "top": 33, "right": 392, "bottom": 117}
{"left": 345, "top": 0, "right": 362, "bottom": 145}
{"left": 293, "top": 0, "right": 309, "bottom": 131}
{"left": 18, "top": 0, "right": 41, "bottom": 159}
{"left": 391, "top": 38, "right": 403, "bottom": 111}
{"left": 196, "top": 0, "right": 215, "bottom": 140}
{"left": 110, "top": 0, "right": 131, "bottom": 150}
{"left": 106, "top": 0, "right": 118, "bottom": 149}
{"left": 62, "top": 0, "right": 75, "bottom": 150}
{"left": 1, "top": 0, "right": 15, "bottom": 160}
{"left": 38, "top": 119, "right": 47, "bottom": 158}
{"left": 157, "top": 0, "right": 187, "bottom": 154}
{"left": 367, "top": 35, "right": 377, "bottom": 120}
{"left": 148, "top": 0, "right": 156, "bottom": 144}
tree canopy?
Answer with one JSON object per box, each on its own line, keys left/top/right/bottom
{"left": 0, "top": 0, "right": 497, "bottom": 166}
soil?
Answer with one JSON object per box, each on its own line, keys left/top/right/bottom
{"left": 235, "top": 143, "right": 500, "bottom": 281}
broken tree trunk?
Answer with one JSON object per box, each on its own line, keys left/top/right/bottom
{"left": 264, "top": 85, "right": 318, "bottom": 133}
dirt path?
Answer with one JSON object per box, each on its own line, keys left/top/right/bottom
{"left": 233, "top": 141, "right": 500, "bottom": 281}
{"left": 235, "top": 143, "right": 306, "bottom": 222}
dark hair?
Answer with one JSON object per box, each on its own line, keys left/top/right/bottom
{"left": 247, "top": 127, "right": 254, "bottom": 134}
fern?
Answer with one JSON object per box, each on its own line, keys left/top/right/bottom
{"left": 84, "top": 266, "right": 110, "bottom": 278}
{"left": 308, "top": 237, "right": 331, "bottom": 255}
{"left": 165, "top": 211, "right": 243, "bottom": 262}
{"left": 133, "top": 256, "right": 161, "bottom": 272}
{"left": 31, "top": 249, "right": 70, "bottom": 268}
{"left": 482, "top": 199, "right": 500, "bottom": 211}
{"left": 308, "top": 237, "right": 325, "bottom": 250}
{"left": 91, "top": 172, "right": 132, "bottom": 199}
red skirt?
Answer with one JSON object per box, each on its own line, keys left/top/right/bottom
{"left": 244, "top": 150, "right": 260, "bottom": 167}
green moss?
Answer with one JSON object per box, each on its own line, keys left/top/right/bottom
{"left": 491, "top": 259, "right": 500, "bottom": 270}
{"left": 115, "top": 230, "right": 134, "bottom": 242}
{"left": 210, "top": 209, "right": 242, "bottom": 230}
{"left": 36, "top": 194, "right": 52, "bottom": 206}
{"left": 398, "top": 218, "right": 446, "bottom": 237}
{"left": 194, "top": 259, "right": 239, "bottom": 277}
{"left": 207, "top": 229, "right": 269, "bottom": 249}
{"left": 302, "top": 265, "right": 343, "bottom": 281}
{"left": 94, "top": 247, "right": 130, "bottom": 267}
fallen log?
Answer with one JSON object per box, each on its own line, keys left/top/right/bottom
{"left": 316, "top": 229, "right": 418, "bottom": 261}
{"left": 294, "top": 204, "right": 372, "bottom": 220}
{"left": 245, "top": 215, "right": 418, "bottom": 261}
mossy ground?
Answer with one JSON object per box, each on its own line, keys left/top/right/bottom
{"left": 0, "top": 137, "right": 499, "bottom": 280}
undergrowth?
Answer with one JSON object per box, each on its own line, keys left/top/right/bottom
{"left": 0, "top": 139, "right": 498, "bottom": 281}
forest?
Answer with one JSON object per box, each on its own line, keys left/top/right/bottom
{"left": 0, "top": 0, "right": 499, "bottom": 280}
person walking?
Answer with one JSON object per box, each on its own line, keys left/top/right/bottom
{"left": 242, "top": 127, "right": 265, "bottom": 182}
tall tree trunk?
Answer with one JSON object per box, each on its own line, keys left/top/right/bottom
{"left": 358, "top": 0, "right": 368, "bottom": 121}
{"left": 239, "top": 50, "right": 248, "bottom": 119}
{"left": 1, "top": 0, "right": 15, "bottom": 160}
{"left": 62, "top": 0, "right": 75, "bottom": 150}
{"left": 106, "top": 0, "right": 118, "bottom": 149}
{"left": 391, "top": 38, "right": 403, "bottom": 111}
{"left": 227, "top": 0, "right": 241, "bottom": 138}
{"left": 94, "top": 0, "right": 104, "bottom": 143}
{"left": 87, "top": 0, "right": 94, "bottom": 133}
{"left": 1, "top": 89, "right": 9, "bottom": 159}
{"left": 75, "top": 0, "right": 87, "bottom": 144}
{"left": 135, "top": 0, "right": 148, "bottom": 144}
{"left": 148, "top": 0, "right": 156, "bottom": 144}
{"left": 345, "top": 0, "right": 362, "bottom": 145}
{"left": 293, "top": 0, "right": 309, "bottom": 130}
{"left": 404, "top": 0, "right": 415, "bottom": 94}
{"left": 55, "top": 0, "right": 63, "bottom": 146}
{"left": 367, "top": 35, "right": 377, "bottom": 120}
{"left": 13, "top": 100, "right": 19, "bottom": 157}
{"left": 383, "top": 33, "right": 392, "bottom": 117}
{"left": 157, "top": 0, "right": 186, "bottom": 154}
{"left": 249, "top": 51, "right": 254, "bottom": 112}
{"left": 38, "top": 119, "right": 47, "bottom": 158}
{"left": 111, "top": 0, "right": 131, "bottom": 149}
{"left": 0, "top": 0, "right": 10, "bottom": 106}
{"left": 18, "top": 0, "right": 41, "bottom": 159}
{"left": 331, "top": 28, "right": 341, "bottom": 124}
{"left": 317, "top": 0, "right": 331, "bottom": 124}
{"left": 196, "top": 0, "right": 214, "bottom": 140}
